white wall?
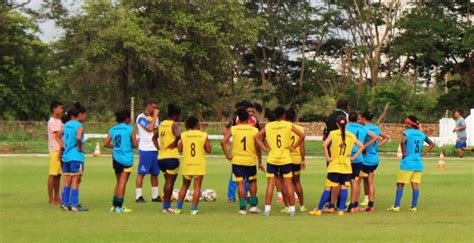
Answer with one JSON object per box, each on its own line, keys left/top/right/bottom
{"left": 437, "top": 108, "right": 474, "bottom": 146}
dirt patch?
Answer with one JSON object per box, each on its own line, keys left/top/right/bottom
{"left": 0, "top": 145, "right": 30, "bottom": 153}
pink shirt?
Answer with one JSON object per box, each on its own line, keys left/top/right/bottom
{"left": 48, "top": 117, "right": 63, "bottom": 151}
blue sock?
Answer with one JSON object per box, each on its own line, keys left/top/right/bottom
{"left": 176, "top": 201, "right": 183, "bottom": 209}
{"left": 317, "top": 190, "right": 331, "bottom": 210}
{"left": 61, "top": 186, "right": 70, "bottom": 206}
{"left": 70, "top": 189, "right": 79, "bottom": 207}
{"left": 394, "top": 188, "right": 403, "bottom": 207}
{"left": 411, "top": 189, "right": 419, "bottom": 208}
{"left": 191, "top": 205, "right": 198, "bottom": 211}
{"left": 339, "top": 189, "right": 348, "bottom": 210}
{"left": 163, "top": 201, "right": 171, "bottom": 209}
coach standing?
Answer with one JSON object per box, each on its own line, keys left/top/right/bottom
{"left": 324, "top": 99, "right": 349, "bottom": 140}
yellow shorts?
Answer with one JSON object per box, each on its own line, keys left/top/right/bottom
{"left": 397, "top": 171, "right": 422, "bottom": 184}
{"left": 183, "top": 175, "right": 204, "bottom": 180}
{"left": 49, "top": 151, "right": 62, "bottom": 175}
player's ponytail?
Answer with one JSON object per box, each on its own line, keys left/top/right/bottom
{"left": 336, "top": 115, "right": 347, "bottom": 145}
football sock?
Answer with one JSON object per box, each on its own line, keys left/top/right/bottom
{"left": 151, "top": 187, "right": 158, "bottom": 199}
{"left": 250, "top": 196, "right": 258, "bottom": 207}
{"left": 163, "top": 201, "right": 171, "bottom": 209}
{"left": 328, "top": 203, "right": 335, "bottom": 209}
{"left": 317, "top": 190, "right": 331, "bottom": 210}
{"left": 277, "top": 192, "right": 283, "bottom": 198}
{"left": 411, "top": 189, "right": 419, "bottom": 208}
{"left": 394, "top": 188, "right": 403, "bottom": 207}
{"left": 354, "top": 201, "right": 359, "bottom": 208}
{"left": 191, "top": 205, "right": 198, "bottom": 211}
{"left": 62, "top": 186, "right": 70, "bottom": 206}
{"left": 264, "top": 205, "right": 271, "bottom": 212}
{"left": 116, "top": 197, "right": 124, "bottom": 208}
{"left": 70, "top": 189, "right": 79, "bottom": 207}
{"left": 112, "top": 196, "right": 118, "bottom": 207}
{"left": 289, "top": 206, "right": 295, "bottom": 213}
{"left": 339, "top": 189, "right": 348, "bottom": 211}
{"left": 239, "top": 199, "right": 246, "bottom": 210}
{"left": 136, "top": 188, "right": 142, "bottom": 199}
{"left": 176, "top": 201, "right": 183, "bottom": 209}
{"left": 368, "top": 201, "right": 374, "bottom": 208}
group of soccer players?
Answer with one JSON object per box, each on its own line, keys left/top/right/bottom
{"left": 47, "top": 98, "right": 436, "bottom": 216}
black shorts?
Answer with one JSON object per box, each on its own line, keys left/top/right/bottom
{"left": 158, "top": 158, "right": 180, "bottom": 175}
{"left": 361, "top": 164, "right": 378, "bottom": 174}
{"left": 291, "top": 164, "right": 302, "bottom": 175}
{"left": 351, "top": 163, "right": 363, "bottom": 179}
{"left": 232, "top": 164, "right": 257, "bottom": 182}
{"left": 266, "top": 163, "right": 292, "bottom": 178}
{"left": 113, "top": 159, "right": 132, "bottom": 174}
{"left": 327, "top": 173, "right": 351, "bottom": 186}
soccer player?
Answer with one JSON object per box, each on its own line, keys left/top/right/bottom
{"left": 61, "top": 102, "right": 88, "bottom": 212}
{"left": 310, "top": 115, "right": 365, "bottom": 216}
{"left": 346, "top": 112, "right": 377, "bottom": 212}
{"left": 158, "top": 103, "right": 181, "bottom": 213}
{"left": 388, "top": 115, "right": 435, "bottom": 213}
{"left": 222, "top": 107, "right": 264, "bottom": 215}
{"left": 452, "top": 110, "right": 471, "bottom": 158}
{"left": 135, "top": 100, "right": 161, "bottom": 203}
{"left": 104, "top": 110, "right": 138, "bottom": 213}
{"left": 175, "top": 116, "right": 211, "bottom": 215}
{"left": 359, "top": 111, "right": 390, "bottom": 212}
{"left": 255, "top": 107, "right": 304, "bottom": 217}
{"left": 47, "top": 101, "right": 64, "bottom": 205}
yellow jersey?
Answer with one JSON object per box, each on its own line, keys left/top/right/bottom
{"left": 158, "top": 120, "right": 180, "bottom": 159}
{"left": 266, "top": 120, "right": 292, "bottom": 165}
{"left": 231, "top": 124, "right": 258, "bottom": 166}
{"left": 181, "top": 130, "right": 207, "bottom": 176}
{"left": 290, "top": 124, "right": 304, "bottom": 164}
{"left": 327, "top": 129, "right": 356, "bottom": 174}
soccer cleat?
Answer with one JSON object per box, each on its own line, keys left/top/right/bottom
{"left": 70, "top": 205, "right": 89, "bottom": 212}
{"left": 360, "top": 199, "right": 369, "bottom": 206}
{"left": 276, "top": 197, "right": 284, "bottom": 203}
{"left": 337, "top": 211, "right": 345, "bottom": 216}
{"left": 300, "top": 206, "right": 307, "bottom": 212}
{"left": 280, "top": 207, "right": 290, "bottom": 213}
{"left": 110, "top": 206, "right": 115, "bottom": 212}
{"left": 365, "top": 207, "right": 375, "bottom": 212}
{"left": 409, "top": 207, "right": 417, "bottom": 213}
{"left": 248, "top": 206, "right": 261, "bottom": 214}
{"left": 309, "top": 209, "right": 322, "bottom": 216}
{"left": 174, "top": 209, "right": 182, "bottom": 214}
{"left": 162, "top": 208, "right": 175, "bottom": 213}
{"left": 349, "top": 207, "right": 360, "bottom": 213}
{"left": 114, "top": 207, "right": 132, "bottom": 213}
{"left": 61, "top": 204, "right": 71, "bottom": 211}
{"left": 323, "top": 208, "right": 335, "bottom": 214}
{"left": 190, "top": 210, "right": 199, "bottom": 215}
{"left": 262, "top": 211, "right": 271, "bottom": 216}
{"left": 136, "top": 196, "right": 146, "bottom": 203}
{"left": 387, "top": 206, "right": 400, "bottom": 212}
{"left": 238, "top": 210, "right": 248, "bottom": 215}
{"left": 151, "top": 197, "right": 163, "bottom": 203}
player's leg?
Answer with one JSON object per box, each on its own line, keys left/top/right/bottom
{"left": 409, "top": 172, "right": 422, "bottom": 212}
{"left": 349, "top": 177, "right": 360, "bottom": 212}
{"left": 227, "top": 173, "right": 237, "bottom": 203}
{"left": 248, "top": 177, "right": 260, "bottom": 213}
{"left": 135, "top": 173, "right": 145, "bottom": 202}
{"left": 264, "top": 176, "right": 276, "bottom": 216}
{"left": 293, "top": 174, "right": 305, "bottom": 209}
{"left": 60, "top": 174, "right": 71, "bottom": 210}
{"left": 361, "top": 176, "right": 369, "bottom": 206}
{"left": 279, "top": 175, "right": 290, "bottom": 213}
{"left": 282, "top": 167, "right": 296, "bottom": 216}
{"left": 114, "top": 170, "right": 131, "bottom": 213}
{"left": 366, "top": 171, "right": 376, "bottom": 211}
{"left": 275, "top": 177, "right": 283, "bottom": 203}
{"left": 47, "top": 175, "right": 55, "bottom": 204}
{"left": 150, "top": 152, "right": 161, "bottom": 202}
{"left": 162, "top": 159, "right": 179, "bottom": 212}
{"left": 237, "top": 180, "right": 247, "bottom": 212}
{"left": 310, "top": 185, "right": 332, "bottom": 216}
{"left": 330, "top": 185, "right": 340, "bottom": 210}
{"left": 176, "top": 176, "right": 191, "bottom": 214}
{"left": 388, "top": 170, "right": 408, "bottom": 212}
{"left": 191, "top": 176, "right": 203, "bottom": 215}
{"left": 48, "top": 152, "right": 62, "bottom": 204}
{"left": 53, "top": 175, "right": 61, "bottom": 204}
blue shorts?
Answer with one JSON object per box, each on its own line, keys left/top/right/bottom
{"left": 455, "top": 140, "right": 467, "bottom": 149}
{"left": 232, "top": 164, "right": 257, "bottom": 182}
{"left": 291, "top": 164, "right": 302, "bottom": 175}
{"left": 158, "top": 158, "right": 180, "bottom": 175}
{"left": 137, "top": 150, "right": 159, "bottom": 176}
{"left": 361, "top": 164, "right": 378, "bottom": 174}
{"left": 327, "top": 173, "right": 350, "bottom": 185}
{"left": 266, "top": 163, "right": 292, "bottom": 178}
{"left": 62, "top": 161, "right": 84, "bottom": 175}
{"left": 351, "top": 163, "right": 363, "bottom": 179}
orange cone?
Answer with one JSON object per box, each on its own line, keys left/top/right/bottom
{"left": 397, "top": 145, "right": 402, "bottom": 159}
{"left": 437, "top": 152, "right": 445, "bottom": 170}
{"left": 93, "top": 142, "right": 101, "bottom": 157}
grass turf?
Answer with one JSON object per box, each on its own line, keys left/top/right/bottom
{"left": 0, "top": 156, "right": 472, "bottom": 242}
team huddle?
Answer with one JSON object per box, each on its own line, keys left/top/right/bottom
{"left": 46, "top": 99, "right": 435, "bottom": 216}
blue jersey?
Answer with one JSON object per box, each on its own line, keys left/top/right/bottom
{"left": 363, "top": 123, "right": 381, "bottom": 166}
{"left": 62, "top": 120, "right": 85, "bottom": 163}
{"left": 346, "top": 123, "right": 368, "bottom": 163}
{"left": 109, "top": 123, "right": 134, "bottom": 166}
{"left": 401, "top": 129, "right": 426, "bottom": 171}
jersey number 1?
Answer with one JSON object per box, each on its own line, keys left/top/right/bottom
{"left": 241, "top": 137, "right": 247, "bottom": 151}
{"left": 114, "top": 135, "right": 122, "bottom": 148}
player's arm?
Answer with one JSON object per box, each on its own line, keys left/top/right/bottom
{"left": 378, "top": 131, "right": 390, "bottom": 147}
{"left": 144, "top": 109, "right": 159, "bottom": 132}
{"left": 177, "top": 140, "right": 183, "bottom": 153}
{"left": 131, "top": 130, "right": 138, "bottom": 149}
{"left": 256, "top": 142, "right": 264, "bottom": 172}
{"left": 220, "top": 129, "right": 232, "bottom": 161}
{"left": 300, "top": 139, "right": 306, "bottom": 170}
{"left": 364, "top": 130, "right": 377, "bottom": 148}
{"left": 152, "top": 130, "right": 160, "bottom": 150}
{"left": 400, "top": 134, "right": 408, "bottom": 158}
{"left": 453, "top": 121, "right": 466, "bottom": 132}
{"left": 422, "top": 137, "right": 435, "bottom": 157}
{"left": 103, "top": 134, "right": 113, "bottom": 148}
{"left": 322, "top": 136, "right": 332, "bottom": 162}
{"left": 204, "top": 137, "right": 211, "bottom": 154}
{"left": 76, "top": 126, "right": 84, "bottom": 152}
{"left": 351, "top": 140, "right": 366, "bottom": 161}
{"left": 167, "top": 123, "right": 181, "bottom": 149}
{"left": 53, "top": 130, "right": 64, "bottom": 150}
{"left": 290, "top": 125, "right": 305, "bottom": 150}
{"left": 254, "top": 128, "right": 269, "bottom": 152}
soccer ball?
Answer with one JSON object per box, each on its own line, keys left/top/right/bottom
{"left": 184, "top": 190, "right": 193, "bottom": 202}
{"left": 172, "top": 189, "right": 180, "bottom": 201}
{"left": 203, "top": 189, "right": 217, "bottom": 201}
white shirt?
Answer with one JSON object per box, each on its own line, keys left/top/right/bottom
{"left": 136, "top": 113, "right": 160, "bottom": 151}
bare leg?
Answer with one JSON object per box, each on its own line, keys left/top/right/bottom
{"left": 279, "top": 176, "right": 289, "bottom": 207}
{"left": 265, "top": 177, "right": 276, "bottom": 206}
{"left": 53, "top": 175, "right": 61, "bottom": 204}
{"left": 192, "top": 176, "right": 203, "bottom": 209}
{"left": 164, "top": 173, "right": 177, "bottom": 205}
{"left": 292, "top": 174, "right": 304, "bottom": 206}
{"left": 283, "top": 177, "right": 295, "bottom": 207}
{"left": 177, "top": 177, "right": 191, "bottom": 203}
{"left": 47, "top": 175, "right": 55, "bottom": 204}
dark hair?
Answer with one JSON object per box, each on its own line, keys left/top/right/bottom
{"left": 285, "top": 108, "right": 296, "bottom": 122}
{"left": 454, "top": 110, "right": 463, "bottom": 116}
{"left": 167, "top": 103, "right": 181, "bottom": 117}
{"left": 50, "top": 100, "right": 63, "bottom": 113}
{"left": 236, "top": 107, "right": 249, "bottom": 122}
{"left": 348, "top": 111, "right": 358, "bottom": 122}
{"left": 273, "top": 106, "right": 286, "bottom": 119}
{"left": 362, "top": 111, "right": 374, "bottom": 121}
{"left": 336, "top": 99, "right": 349, "bottom": 110}
{"left": 406, "top": 115, "right": 420, "bottom": 129}
{"left": 336, "top": 115, "right": 347, "bottom": 145}
{"left": 185, "top": 116, "right": 199, "bottom": 130}
{"left": 115, "top": 110, "right": 131, "bottom": 123}
{"left": 235, "top": 100, "right": 254, "bottom": 109}
{"left": 143, "top": 99, "right": 157, "bottom": 108}
{"left": 64, "top": 102, "right": 86, "bottom": 122}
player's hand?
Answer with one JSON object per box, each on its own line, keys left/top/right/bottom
{"left": 259, "top": 163, "right": 265, "bottom": 172}
{"left": 153, "top": 108, "right": 159, "bottom": 117}
{"left": 326, "top": 157, "right": 333, "bottom": 163}
{"left": 452, "top": 128, "right": 456, "bottom": 133}
{"left": 301, "top": 161, "right": 306, "bottom": 170}
{"left": 350, "top": 156, "right": 356, "bottom": 161}
{"left": 226, "top": 155, "right": 233, "bottom": 161}
{"left": 262, "top": 146, "right": 270, "bottom": 153}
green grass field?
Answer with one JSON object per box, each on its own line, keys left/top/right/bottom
{"left": 0, "top": 156, "right": 472, "bottom": 242}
